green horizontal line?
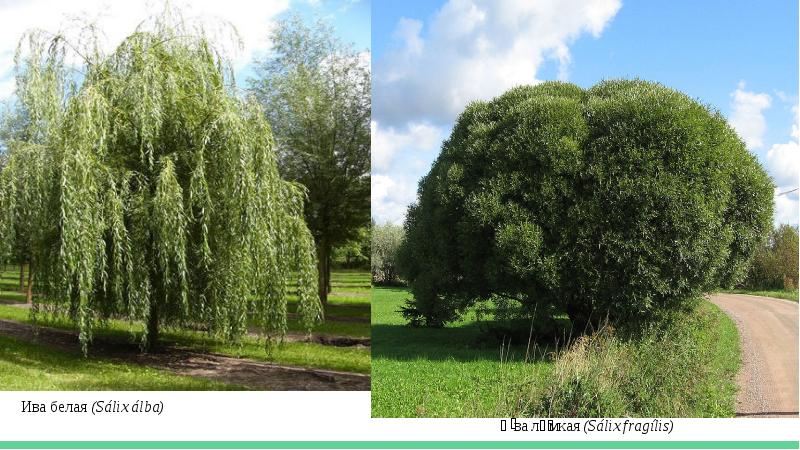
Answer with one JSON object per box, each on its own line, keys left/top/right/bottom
{"left": 0, "top": 442, "right": 796, "bottom": 450}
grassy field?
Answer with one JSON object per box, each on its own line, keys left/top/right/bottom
{"left": 371, "top": 287, "right": 552, "bottom": 417}
{"left": 718, "top": 288, "right": 798, "bottom": 302}
{"left": 0, "top": 268, "right": 370, "bottom": 389}
{"left": 371, "top": 287, "right": 740, "bottom": 418}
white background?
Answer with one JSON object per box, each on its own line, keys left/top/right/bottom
{"left": 0, "top": 392, "right": 798, "bottom": 442}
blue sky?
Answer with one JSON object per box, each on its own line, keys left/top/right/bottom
{"left": 371, "top": 0, "right": 799, "bottom": 226}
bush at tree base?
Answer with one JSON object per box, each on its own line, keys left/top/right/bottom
{"left": 398, "top": 80, "right": 774, "bottom": 330}
{"left": 0, "top": 9, "right": 322, "bottom": 353}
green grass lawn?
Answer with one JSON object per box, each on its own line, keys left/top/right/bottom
{"left": 718, "top": 288, "right": 799, "bottom": 302}
{"left": 0, "top": 305, "right": 369, "bottom": 375}
{"left": 0, "top": 269, "right": 371, "bottom": 387}
{"left": 329, "top": 270, "right": 371, "bottom": 293}
{"left": 0, "top": 267, "right": 27, "bottom": 304}
{"left": 371, "top": 287, "right": 551, "bottom": 417}
{"left": 0, "top": 335, "right": 238, "bottom": 390}
{"left": 372, "top": 287, "right": 739, "bottom": 418}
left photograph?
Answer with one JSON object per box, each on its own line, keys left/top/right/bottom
{"left": 0, "top": 0, "right": 371, "bottom": 391}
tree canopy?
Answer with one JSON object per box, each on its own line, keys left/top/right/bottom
{"left": 399, "top": 80, "right": 774, "bottom": 329}
{"left": 0, "top": 10, "right": 322, "bottom": 353}
{"left": 248, "top": 16, "right": 370, "bottom": 304}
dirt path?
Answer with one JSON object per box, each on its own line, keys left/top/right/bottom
{"left": 287, "top": 312, "right": 369, "bottom": 324}
{"left": 709, "top": 293, "right": 798, "bottom": 417}
{"left": 0, "top": 319, "right": 370, "bottom": 391}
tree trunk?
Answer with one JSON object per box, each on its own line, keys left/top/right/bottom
{"left": 19, "top": 263, "right": 24, "bottom": 292}
{"left": 326, "top": 253, "right": 332, "bottom": 294}
{"left": 566, "top": 298, "right": 596, "bottom": 335}
{"left": 317, "top": 243, "right": 329, "bottom": 305}
{"left": 146, "top": 301, "right": 159, "bottom": 352}
{"left": 25, "top": 261, "right": 33, "bottom": 304}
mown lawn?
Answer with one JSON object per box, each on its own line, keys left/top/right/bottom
{"left": 0, "top": 335, "right": 238, "bottom": 390}
{"left": 0, "top": 303, "right": 369, "bottom": 374}
{"left": 0, "top": 267, "right": 27, "bottom": 304}
{"left": 286, "top": 270, "right": 370, "bottom": 337}
{"left": 371, "top": 287, "right": 740, "bottom": 418}
{"left": 0, "top": 269, "right": 370, "bottom": 385}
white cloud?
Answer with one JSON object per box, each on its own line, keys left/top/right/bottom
{"left": 765, "top": 100, "right": 799, "bottom": 226}
{"left": 730, "top": 81, "right": 772, "bottom": 149}
{"left": 373, "top": 0, "right": 621, "bottom": 126}
{"left": 774, "top": 188, "right": 798, "bottom": 226}
{"left": 393, "top": 18, "right": 424, "bottom": 56}
{"left": 766, "top": 140, "right": 799, "bottom": 188}
{"left": 372, "top": 120, "right": 445, "bottom": 172}
{"left": 372, "top": 174, "right": 417, "bottom": 225}
{"left": 0, "top": 0, "right": 290, "bottom": 100}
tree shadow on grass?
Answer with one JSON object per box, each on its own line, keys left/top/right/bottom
{"left": 0, "top": 335, "right": 235, "bottom": 391}
{"left": 371, "top": 322, "right": 557, "bottom": 364}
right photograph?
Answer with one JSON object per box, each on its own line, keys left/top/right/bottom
{"left": 370, "top": 0, "right": 799, "bottom": 418}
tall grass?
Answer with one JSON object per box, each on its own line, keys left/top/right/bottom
{"left": 495, "top": 301, "right": 740, "bottom": 417}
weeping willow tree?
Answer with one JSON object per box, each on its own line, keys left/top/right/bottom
{"left": 0, "top": 9, "right": 322, "bottom": 353}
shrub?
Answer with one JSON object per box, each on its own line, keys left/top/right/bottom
{"left": 399, "top": 80, "right": 774, "bottom": 329}
{"left": 371, "top": 222, "right": 405, "bottom": 285}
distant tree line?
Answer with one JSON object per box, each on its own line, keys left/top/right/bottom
{"left": 741, "top": 224, "right": 798, "bottom": 291}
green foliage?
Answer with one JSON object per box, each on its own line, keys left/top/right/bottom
{"left": 248, "top": 16, "right": 370, "bottom": 303}
{"left": 0, "top": 8, "right": 321, "bottom": 353}
{"left": 371, "top": 222, "right": 404, "bottom": 285}
{"left": 332, "top": 225, "right": 370, "bottom": 270}
{"left": 399, "top": 80, "right": 774, "bottom": 328}
{"left": 743, "top": 224, "right": 799, "bottom": 290}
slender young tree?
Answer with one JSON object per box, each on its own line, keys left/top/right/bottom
{"left": 0, "top": 9, "right": 322, "bottom": 353}
{"left": 248, "top": 16, "right": 371, "bottom": 304}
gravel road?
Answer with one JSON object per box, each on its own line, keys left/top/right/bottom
{"left": 710, "top": 293, "right": 798, "bottom": 417}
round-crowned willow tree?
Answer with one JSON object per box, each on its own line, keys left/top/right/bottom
{"left": 398, "top": 80, "right": 774, "bottom": 330}
{"left": 0, "top": 11, "right": 322, "bottom": 353}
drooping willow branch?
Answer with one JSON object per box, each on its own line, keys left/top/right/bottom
{"left": 0, "top": 7, "right": 322, "bottom": 353}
